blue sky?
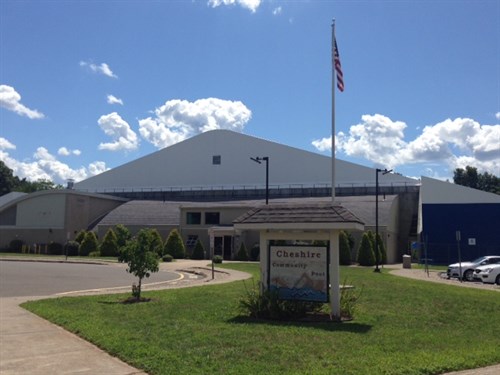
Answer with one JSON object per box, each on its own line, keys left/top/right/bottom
{"left": 1, "top": 0, "right": 499, "bottom": 185}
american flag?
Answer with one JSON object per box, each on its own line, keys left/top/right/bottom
{"left": 333, "top": 38, "right": 344, "bottom": 92}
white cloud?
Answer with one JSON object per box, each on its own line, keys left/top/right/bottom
{"left": 495, "top": 112, "right": 500, "bottom": 120}
{"left": 0, "top": 85, "right": 45, "bottom": 119}
{"left": 98, "top": 112, "right": 139, "bottom": 151}
{"left": 0, "top": 137, "right": 16, "bottom": 150}
{"left": 79, "top": 61, "right": 118, "bottom": 78}
{"left": 0, "top": 141, "right": 107, "bottom": 184}
{"left": 273, "top": 6, "right": 282, "bottom": 15}
{"left": 107, "top": 94, "right": 123, "bottom": 105}
{"left": 207, "top": 0, "right": 261, "bottom": 13}
{"left": 139, "top": 98, "right": 252, "bottom": 149}
{"left": 58, "top": 147, "right": 81, "bottom": 156}
{"left": 312, "top": 114, "right": 500, "bottom": 176}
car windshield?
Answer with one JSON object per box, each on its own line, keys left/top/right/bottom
{"left": 471, "top": 256, "right": 487, "bottom": 264}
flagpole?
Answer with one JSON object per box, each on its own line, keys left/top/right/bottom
{"left": 331, "top": 19, "right": 336, "bottom": 202}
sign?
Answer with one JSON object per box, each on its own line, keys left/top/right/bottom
{"left": 468, "top": 238, "right": 476, "bottom": 246}
{"left": 268, "top": 246, "right": 329, "bottom": 302}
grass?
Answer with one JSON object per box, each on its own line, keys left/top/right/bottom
{"left": 22, "top": 264, "right": 500, "bottom": 375}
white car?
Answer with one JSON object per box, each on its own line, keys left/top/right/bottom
{"left": 474, "top": 264, "right": 500, "bottom": 285}
{"left": 447, "top": 255, "right": 500, "bottom": 282}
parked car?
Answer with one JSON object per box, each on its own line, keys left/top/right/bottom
{"left": 447, "top": 255, "right": 500, "bottom": 281}
{"left": 473, "top": 264, "right": 500, "bottom": 285}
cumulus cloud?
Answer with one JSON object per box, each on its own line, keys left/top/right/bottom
{"left": 98, "top": 112, "right": 139, "bottom": 151}
{"left": 79, "top": 61, "right": 118, "bottom": 78}
{"left": 0, "top": 139, "right": 107, "bottom": 184}
{"left": 312, "top": 114, "right": 500, "bottom": 176}
{"left": 139, "top": 98, "right": 252, "bottom": 149}
{"left": 107, "top": 94, "right": 123, "bottom": 105}
{"left": 0, "top": 85, "right": 45, "bottom": 119}
{"left": 58, "top": 147, "right": 81, "bottom": 156}
{"left": 496, "top": 112, "right": 500, "bottom": 120}
{"left": 208, "top": 0, "right": 261, "bottom": 13}
{"left": 0, "top": 137, "right": 16, "bottom": 150}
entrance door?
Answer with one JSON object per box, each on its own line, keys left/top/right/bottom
{"left": 223, "top": 236, "right": 232, "bottom": 260}
{"left": 214, "top": 237, "right": 223, "bottom": 257}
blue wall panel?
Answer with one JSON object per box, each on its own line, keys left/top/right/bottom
{"left": 421, "top": 203, "right": 500, "bottom": 265}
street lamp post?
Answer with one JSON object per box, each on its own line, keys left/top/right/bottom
{"left": 250, "top": 157, "right": 269, "bottom": 204}
{"left": 375, "top": 168, "right": 392, "bottom": 273}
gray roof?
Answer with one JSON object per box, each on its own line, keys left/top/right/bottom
{"left": 98, "top": 201, "right": 181, "bottom": 226}
{"left": 233, "top": 203, "right": 364, "bottom": 225}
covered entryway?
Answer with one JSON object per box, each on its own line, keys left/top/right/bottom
{"left": 208, "top": 226, "right": 238, "bottom": 260}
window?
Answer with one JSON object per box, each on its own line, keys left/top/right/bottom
{"left": 186, "top": 235, "right": 198, "bottom": 248}
{"left": 186, "top": 212, "right": 201, "bottom": 225}
{"left": 205, "top": 212, "right": 220, "bottom": 225}
{"left": 212, "top": 155, "right": 221, "bottom": 165}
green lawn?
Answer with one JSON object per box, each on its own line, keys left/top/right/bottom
{"left": 22, "top": 264, "right": 500, "bottom": 375}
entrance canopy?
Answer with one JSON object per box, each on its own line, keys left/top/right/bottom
{"left": 234, "top": 203, "right": 364, "bottom": 319}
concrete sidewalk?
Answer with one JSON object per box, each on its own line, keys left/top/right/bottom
{"left": 0, "top": 259, "right": 250, "bottom": 375}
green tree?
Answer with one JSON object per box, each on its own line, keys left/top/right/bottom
{"left": 235, "top": 242, "right": 249, "bottom": 261}
{"left": 375, "top": 232, "right": 387, "bottom": 264}
{"left": 0, "top": 161, "right": 18, "bottom": 196}
{"left": 163, "top": 229, "right": 186, "bottom": 259}
{"left": 75, "top": 230, "right": 87, "bottom": 244}
{"left": 339, "top": 231, "right": 352, "bottom": 265}
{"left": 115, "top": 224, "right": 131, "bottom": 249}
{"left": 191, "top": 239, "right": 205, "bottom": 260}
{"left": 121, "top": 229, "right": 160, "bottom": 301}
{"left": 100, "top": 228, "right": 119, "bottom": 257}
{"left": 357, "top": 232, "right": 375, "bottom": 266}
{"left": 149, "top": 229, "right": 164, "bottom": 257}
{"left": 454, "top": 166, "right": 500, "bottom": 195}
{"left": 79, "top": 231, "right": 99, "bottom": 256}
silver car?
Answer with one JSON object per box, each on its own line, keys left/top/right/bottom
{"left": 474, "top": 264, "right": 500, "bottom": 285}
{"left": 447, "top": 256, "right": 500, "bottom": 281}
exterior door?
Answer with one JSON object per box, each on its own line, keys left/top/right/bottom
{"left": 223, "top": 236, "right": 232, "bottom": 260}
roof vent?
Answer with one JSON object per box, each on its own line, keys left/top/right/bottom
{"left": 66, "top": 179, "right": 75, "bottom": 190}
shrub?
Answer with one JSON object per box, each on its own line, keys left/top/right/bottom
{"left": 191, "top": 239, "right": 205, "bottom": 260}
{"left": 250, "top": 243, "right": 260, "bottom": 261}
{"left": 149, "top": 229, "right": 164, "bottom": 257}
{"left": 9, "top": 239, "right": 24, "bottom": 253}
{"left": 89, "top": 250, "right": 101, "bottom": 257}
{"left": 375, "top": 232, "right": 388, "bottom": 264}
{"left": 239, "top": 281, "right": 323, "bottom": 320}
{"left": 48, "top": 242, "right": 63, "bottom": 255}
{"left": 339, "top": 231, "right": 352, "bottom": 265}
{"left": 75, "top": 230, "right": 86, "bottom": 244}
{"left": 235, "top": 243, "right": 249, "bottom": 261}
{"left": 162, "top": 254, "right": 173, "bottom": 262}
{"left": 163, "top": 229, "right": 186, "bottom": 259}
{"left": 100, "top": 229, "right": 119, "bottom": 257}
{"left": 79, "top": 232, "right": 98, "bottom": 256}
{"left": 64, "top": 241, "right": 80, "bottom": 256}
{"left": 114, "top": 224, "right": 131, "bottom": 249}
{"left": 340, "top": 279, "right": 363, "bottom": 320}
{"left": 213, "top": 255, "right": 223, "bottom": 264}
{"left": 357, "top": 232, "right": 375, "bottom": 266}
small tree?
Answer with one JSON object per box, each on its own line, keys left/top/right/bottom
{"left": 375, "top": 232, "right": 387, "bottom": 264}
{"left": 115, "top": 224, "right": 131, "bottom": 249}
{"left": 149, "top": 229, "right": 164, "bottom": 257}
{"left": 163, "top": 229, "right": 186, "bottom": 259}
{"left": 357, "top": 232, "right": 375, "bottom": 266}
{"left": 235, "top": 242, "right": 249, "bottom": 261}
{"left": 100, "top": 228, "right": 119, "bottom": 257}
{"left": 79, "top": 231, "right": 98, "bottom": 256}
{"left": 191, "top": 239, "right": 205, "bottom": 260}
{"left": 339, "top": 231, "right": 352, "bottom": 265}
{"left": 75, "top": 230, "right": 86, "bottom": 244}
{"left": 121, "top": 229, "right": 160, "bottom": 301}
